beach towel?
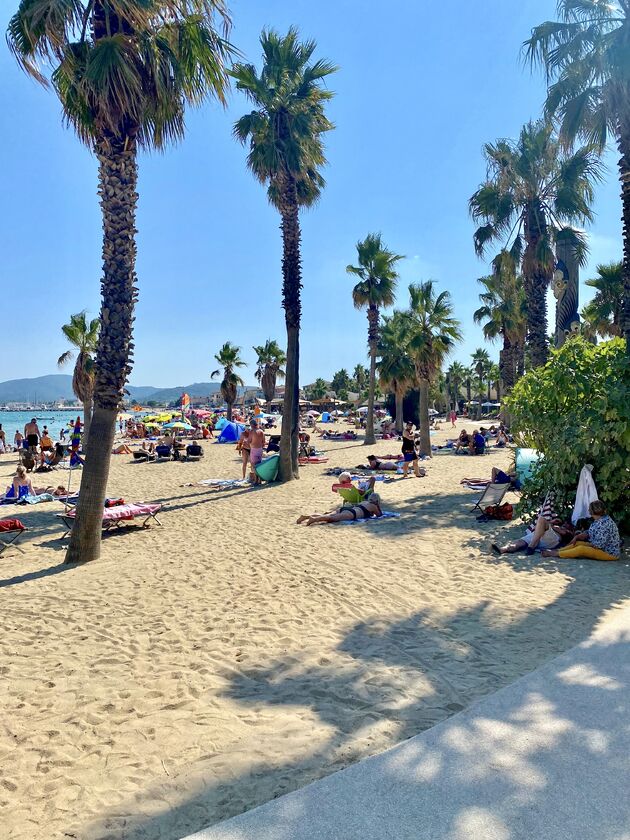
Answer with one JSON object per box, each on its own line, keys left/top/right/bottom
{"left": 20, "top": 493, "right": 55, "bottom": 504}
{"left": 572, "top": 464, "right": 598, "bottom": 525}
{"left": 197, "top": 478, "right": 250, "bottom": 489}
{"left": 339, "top": 511, "right": 400, "bottom": 525}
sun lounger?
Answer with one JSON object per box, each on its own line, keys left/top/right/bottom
{"left": 470, "top": 482, "right": 510, "bottom": 514}
{"left": 0, "top": 518, "right": 27, "bottom": 556}
{"left": 133, "top": 450, "right": 156, "bottom": 462}
{"left": 155, "top": 445, "right": 172, "bottom": 461}
{"left": 57, "top": 503, "right": 163, "bottom": 538}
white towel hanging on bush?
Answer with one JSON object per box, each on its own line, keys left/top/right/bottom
{"left": 572, "top": 464, "right": 598, "bottom": 524}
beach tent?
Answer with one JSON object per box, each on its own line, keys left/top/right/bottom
{"left": 319, "top": 411, "right": 332, "bottom": 422}
{"left": 218, "top": 421, "right": 245, "bottom": 443}
{"left": 255, "top": 454, "right": 279, "bottom": 482}
{"left": 215, "top": 416, "right": 229, "bottom": 431}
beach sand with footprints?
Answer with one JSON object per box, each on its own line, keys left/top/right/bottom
{"left": 1, "top": 420, "right": 629, "bottom": 840}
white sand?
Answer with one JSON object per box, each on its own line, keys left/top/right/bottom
{"left": 1, "top": 419, "right": 628, "bottom": 840}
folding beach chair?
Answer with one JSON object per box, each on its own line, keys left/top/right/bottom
{"left": 0, "top": 519, "right": 27, "bottom": 556}
{"left": 470, "top": 482, "right": 510, "bottom": 514}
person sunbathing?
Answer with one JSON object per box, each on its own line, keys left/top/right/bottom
{"left": 112, "top": 443, "right": 133, "bottom": 454}
{"left": 332, "top": 472, "right": 376, "bottom": 504}
{"left": 3, "top": 465, "right": 35, "bottom": 500}
{"left": 297, "top": 493, "right": 383, "bottom": 526}
{"left": 541, "top": 500, "right": 620, "bottom": 561}
{"left": 462, "top": 467, "right": 514, "bottom": 487}
{"left": 366, "top": 455, "right": 399, "bottom": 471}
{"left": 492, "top": 513, "right": 574, "bottom": 556}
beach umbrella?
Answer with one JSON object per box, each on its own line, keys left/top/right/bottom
{"left": 357, "top": 406, "right": 369, "bottom": 414}
{"left": 428, "top": 408, "right": 438, "bottom": 416}
{"left": 162, "top": 420, "right": 194, "bottom": 431}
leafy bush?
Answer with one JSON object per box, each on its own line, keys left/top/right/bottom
{"left": 506, "top": 337, "right": 630, "bottom": 530}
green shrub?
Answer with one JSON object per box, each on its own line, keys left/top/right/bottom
{"left": 506, "top": 337, "right": 630, "bottom": 530}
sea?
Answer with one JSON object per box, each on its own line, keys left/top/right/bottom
{"left": 0, "top": 411, "right": 81, "bottom": 442}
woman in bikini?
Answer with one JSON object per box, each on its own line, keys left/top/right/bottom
{"left": 297, "top": 493, "right": 383, "bottom": 526}
{"left": 236, "top": 427, "right": 251, "bottom": 479}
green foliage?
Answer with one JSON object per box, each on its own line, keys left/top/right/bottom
{"left": 506, "top": 337, "right": 630, "bottom": 529}
{"left": 307, "top": 378, "right": 328, "bottom": 401}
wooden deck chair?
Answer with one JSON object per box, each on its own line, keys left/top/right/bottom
{"left": 470, "top": 482, "right": 510, "bottom": 513}
{"left": 0, "top": 519, "right": 27, "bottom": 556}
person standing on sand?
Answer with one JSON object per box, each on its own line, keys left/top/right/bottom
{"left": 24, "top": 418, "right": 41, "bottom": 451}
{"left": 237, "top": 425, "right": 251, "bottom": 479}
{"left": 449, "top": 409, "right": 457, "bottom": 427}
{"left": 249, "top": 419, "right": 266, "bottom": 484}
{"left": 14, "top": 430, "right": 23, "bottom": 451}
{"left": 401, "top": 422, "right": 421, "bottom": 478}
{"left": 0, "top": 424, "right": 6, "bottom": 453}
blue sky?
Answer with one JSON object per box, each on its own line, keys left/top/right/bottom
{"left": 0, "top": 0, "right": 621, "bottom": 388}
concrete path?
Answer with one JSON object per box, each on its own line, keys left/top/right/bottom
{"left": 185, "top": 607, "right": 630, "bottom": 840}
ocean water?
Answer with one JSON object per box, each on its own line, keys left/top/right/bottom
{"left": 0, "top": 411, "right": 81, "bottom": 443}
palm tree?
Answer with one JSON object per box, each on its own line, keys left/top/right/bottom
{"left": 470, "top": 348, "right": 491, "bottom": 417}
{"left": 353, "top": 364, "right": 368, "bottom": 393}
{"left": 404, "top": 281, "right": 462, "bottom": 456}
{"left": 445, "top": 361, "right": 467, "bottom": 411}
{"left": 470, "top": 119, "right": 600, "bottom": 367}
{"left": 525, "top": 1, "right": 630, "bottom": 351}
{"left": 473, "top": 251, "right": 527, "bottom": 393}
{"left": 253, "top": 339, "right": 286, "bottom": 408}
{"left": 331, "top": 368, "right": 352, "bottom": 396}
{"left": 212, "top": 343, "right": 246, "bottom": 420}
{"left": 232, "top": 28, "right": 337, "bottom": 481}
{"left": 57, "top": 312, "right": 100, "bottom": 441}
{"left": 8, "top": 1, "right": 233, "bottom": 563}
{"left": 377, "top": 311, "right": 415, "bottom": 431}
{"left": 581, "top": 262, "right": 625, "bottom": 340}
{"left": 347, "top": 233, "right": 404, "bottom": 445}
{"left": 307, "top": 378, "right": 328, "bottom": 401}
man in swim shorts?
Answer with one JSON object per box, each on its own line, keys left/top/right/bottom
{"left": 24, "top": 418, "right": 41, "bottom": 451}
{"left": 401, "top": 422, "right": 421, "bottom": 477}
{"left": 249, "top": 419, "right": 266, "bottom": 484}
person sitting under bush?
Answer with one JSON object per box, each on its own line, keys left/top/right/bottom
{"left": 541, "top": 500, "right": 621, "bottom": 561}
{"left": 492, "top": 513, "right": 574, "bottom": 556}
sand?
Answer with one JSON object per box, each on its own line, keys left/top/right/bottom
{"left": 1, "top": 419, "right": 629, "bottom": 840}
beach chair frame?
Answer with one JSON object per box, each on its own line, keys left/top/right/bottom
{"left": 57, "top": 506, "right": 163, "bottom": 539}
{"left": 0, "top": 524, "right": 27, "bottom": 557}
{"left": 470, "top": 482, "right": 510, "bottom": 514}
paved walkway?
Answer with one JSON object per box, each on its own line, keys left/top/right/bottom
{"left": 186, "top": 607, "right": 630, "bottom": 840}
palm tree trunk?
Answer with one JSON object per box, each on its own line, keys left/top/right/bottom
{"left": 279, "top": 178, "right": 301, "bottom": 481}
{"left": 365, "top": 305, "right": 378, "bottom": 446}
{"left": 65, "top": 138, "right": 138, "bottom": 564}
{"left": 394, "top": 388, "right": 404, "bottom": 432}
{"left": 523, "top": 224, "right": 550, "bottom": 367}
{"left": 418, "top": 378, "right": 431, "bottom": 457}
{"left": 226, "top": 400, "right": 233, "bottom": 421}
{"left": 617, "top": 131, "right": 630, "bottom": 354}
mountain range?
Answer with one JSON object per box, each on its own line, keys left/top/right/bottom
{"left": 0, "top": 375, "right": 257, "bottom": 405}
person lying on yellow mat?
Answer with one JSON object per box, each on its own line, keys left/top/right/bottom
{"left": 542, "top": 500, "right": 621, "bottom": 561}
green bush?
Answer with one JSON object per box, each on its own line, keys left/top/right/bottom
{"left": 506, "top": 337, "right": 630, "bottom": 530}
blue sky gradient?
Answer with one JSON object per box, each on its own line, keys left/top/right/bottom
{"left": 0, "top": 0, "right": 621, "bottom": 387}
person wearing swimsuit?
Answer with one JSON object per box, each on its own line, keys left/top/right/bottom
{"left": 401, "top": 422, "right": 421, "bottom": 477}
{"left": 297, "top": 493, "right": 383, "bottom": 526}
{"left": 237, "top": 428, "right": 251, "bottom": 479}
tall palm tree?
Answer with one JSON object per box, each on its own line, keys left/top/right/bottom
{"left": 581, "top": 261, "right": 625, "bottom": 339}
{"left": 377, "top": 311, "right": 415, "bottom": 431}
{"left": 473, "top": 251, "right": 527, "bottom": 393}
{"left": 404, "top": 281, "right": 462, "bottom": 456}
{"left": 253, "top": 339, "right": 286, "bottom": 408}
{"left": 489, "top": 363, "right": 502, "bottom": 403}
{"left": 57, "top": 311, "right": 100, "bottom": 441}
{"left": 470, "top": 348, "right": 491, "bottom": 417}
{"left": 445, "top": 361, "right": 467, "bottom": 411}
{"left": 470, "top": 119, "right": 600, "bottom": 367}
{"left": 347, "top": 233, "right": 404, "bottom": 445}
{"left": 8, "top": 1, "right": 233, "bottom": 563}
{"left": 232, "top": 28, "right": 337, "bottom": 481}
{"left": 525, "top": 1, "right": 630, "bottom": 352}
{"left": 307, "top": 378, "right": 328, "bottom": 401}
{"left": 212, "top": 343, "right": 245, "bottom": 420}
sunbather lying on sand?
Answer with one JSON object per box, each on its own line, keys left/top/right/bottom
{"left": 365, "top": 455, "right": 399, "bottom": 471}
{"left": 297, "top": 493, "right": 383, "bottom": 526}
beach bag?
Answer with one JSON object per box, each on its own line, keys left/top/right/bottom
{"left": 484, "top": 503, "right": 513, "bottom": 521}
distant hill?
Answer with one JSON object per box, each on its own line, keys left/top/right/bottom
{"left": 0, "top": 375, "right": 255, "bottom": 405}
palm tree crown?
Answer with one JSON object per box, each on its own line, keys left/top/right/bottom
{"left": 253, "top": 339, "right": 286, "bottom": 405}
{"left": 212, "top": 342, "right": 245, "bottom": 419}
{"left": 582, "top": 261, "right": 625, "bottom": 339}
{"left": 470, "top": 119, "right": 600, "bottom": 367}
{"left": 8, "top": 0, "right": 233, "bottom": 150}
{"left": 58, "top": 310, "right": 100, "bottom": 407}
{"left": 377, "top": 311, "right": 415, "bottom": 430}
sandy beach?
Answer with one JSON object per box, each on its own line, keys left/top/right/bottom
{"left": 1, "top": 420, "right": 629, "bottom": 840}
